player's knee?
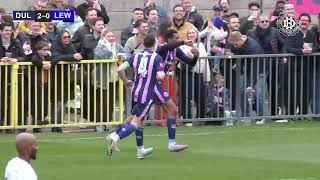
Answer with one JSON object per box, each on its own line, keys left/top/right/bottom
{"left": 168, "top": 106, "right": 178, "bottom": 117}
{"left": 131, "top": 117, "right": 142, "bottom": 127}
{"left": 124, "top": 115, "right": 133, "bottom": 124}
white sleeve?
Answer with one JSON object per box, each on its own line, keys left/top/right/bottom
{"left": 5, "top": 169, "right": 22, "bottom": 180}
{"left": 199, "top": 27, "right": 210, "bottom": 38}
{"left": 212, "top": 27, "right": 228, "bottom": 41}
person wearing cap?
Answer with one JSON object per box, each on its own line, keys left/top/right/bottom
{"left": 200, "top": 4, "right": 225, "bottom": 31}
{"left": 227, "top": 31, "right": 266, "bottom": 120}
{"left": 200, "top": 15, "right": 228, "bottom": 54}
{"left": 200, "top": 5, "right": 228, "bottom": 55}
{"left": 240, "top": 2, "right": 261, "bottom": 35}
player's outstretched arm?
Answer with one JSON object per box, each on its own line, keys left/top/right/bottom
{"left": 118, "top": 61, "right": 132, "bottom": 87}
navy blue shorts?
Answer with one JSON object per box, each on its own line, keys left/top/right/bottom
{"left": 154, "top": 82, "right": 170, "bottom": 104}
{"left": 131, "top": 100, "right": 153, "bottom": 120}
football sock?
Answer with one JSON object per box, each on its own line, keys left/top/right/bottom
{"left": 117, "top": 123, "right": 137, "bottom": 140}
{"left": 135, "top": 127, "right": 144, "bottom": 149}
{"left": 115, "top": 122, "right": 128, "bottom": 134}
{"left": 167, "top": 118, "right": 176, "bottom": 145}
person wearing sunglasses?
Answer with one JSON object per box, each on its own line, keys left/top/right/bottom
{"left": 247, "top": 14, "right": 284, "bottom": 120}
{"left": 50, "top": 30, "right": 83, "bottom": 133}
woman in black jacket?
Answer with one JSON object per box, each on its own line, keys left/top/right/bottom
{"left": 51, "top": 30, "right": 84, "bottom": 132}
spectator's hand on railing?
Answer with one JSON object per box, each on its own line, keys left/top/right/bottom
{"left": 43, "top": 63, "right": 52, "bottom": 70}
{"left": 303, "top": 48, "right": 312, "bottom": 54}
{"left": 1, "top": 57, "right": 9, "bottom": 63}
{"left": 73, "top": 53, "right": 83, "bottom": 61}
{"left": 303, "top": 43, "right": 312, "bottom": 54}
{"left": 211, "top": 46, "right": 220, "bottom": 53}
{"left": 190, "top": 48, "right": 199, "bottom": 58}
{"left": 7, "top": 58, "right": 18, "bottom": 65}
{"left": 124, "top": 80, "right": 133, "bottom": 89}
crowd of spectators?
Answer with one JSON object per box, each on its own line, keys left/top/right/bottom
{"left": 1, "top": 0, "right": 320, "bottom": 132}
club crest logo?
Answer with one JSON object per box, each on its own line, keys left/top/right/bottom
{"left": 277, "top": 13, "right": 299, "bottom": 36}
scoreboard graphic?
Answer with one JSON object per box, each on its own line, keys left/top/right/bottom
{"left": 13, "top": 10, "right": 74, "bottom": 22}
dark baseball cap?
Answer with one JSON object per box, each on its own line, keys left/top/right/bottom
{"left": 212, "top": 4, "right": 223, "bottom": 11}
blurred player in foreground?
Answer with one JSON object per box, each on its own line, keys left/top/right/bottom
{"left": 5, "top": 133, "right": 38, "bottom": 180}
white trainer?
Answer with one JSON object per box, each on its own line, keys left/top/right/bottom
{"left": 137, "top": 147, "right": 154, "bottom": 159}
{"left": 106, "top": 134, "right": 119, "bottom": 156}
{"left": 168, "top": 144, "right": 189, "bottom": 152}
{"left": 256, "top": 119, "right": 266, "bottom": 125}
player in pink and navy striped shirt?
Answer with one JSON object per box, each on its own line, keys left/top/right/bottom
{"left": 106, "top": 33, "right": 165, "bottom": 159}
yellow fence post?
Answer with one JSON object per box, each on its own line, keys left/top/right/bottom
{"left": 119, "top": 73, "right": 124, "bottom": 124}
{"left": 10, "top": 63, "right": 19, "bottom": 129}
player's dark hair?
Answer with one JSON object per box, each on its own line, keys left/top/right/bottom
{"left": 164, "top": 29, "right": 178, "bottom": 39}
{"left": 35, "top": 41, "right": 50, "bottom": 51}
{"left": 85, "top": 7, "right": 97, "bottom": 16}
{"left": 248, "top": 2, "right": 260, "bottom": 9}
{"left": 172, "top": 4, "right": 184, "bottom": 12}
{"left": 91, "top": 17, "right": 104, "bottom": 25}
{"left": 135, "top": 19, "right": 148, "bottom": 28}
{"left": 158, "top": 21, "right": 172, "bottom": 37}
{"left": 299, "top": 13, "right": 311, "bottom": 23}
{"left": 0, "top": 22, "right": 12, "bottom": 31}
{"left": 143, "top": 33, "right": 156, "bottom": 48}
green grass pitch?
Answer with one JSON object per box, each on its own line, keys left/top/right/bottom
{"left": 1, "top": 121, "right": 320, "bottom": 180}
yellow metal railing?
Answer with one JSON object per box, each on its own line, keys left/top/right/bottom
{"left": 0, "top": 60, "right": 123, "bottom": 130}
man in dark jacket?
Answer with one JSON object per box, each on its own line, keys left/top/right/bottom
{"left": 120, "top": 8, "right": 144, "bottom": 46}
{"left": 228, "top": 31, "right": 266, "bottom": 120}
{"left": 72, "top": 7, "right": 97, "bottom": 51}
{"left": 0, "top": 22, "right": 25, "bottom": 129}
{"left": 239, "top": 2, "right": 261, "bottom": 35}
{"left": 82, "top": 17, "right": 104, "bottom": 60}
{"left": 76, "top": 0, "right": 109, "bottom": 24}
{"left": 247, "top": 14, "right": 284, "bottom": 117}
{"left": 181, "top": 0, "right": 204, "bottom": 31}
{"left": 284, "top": 13, "right": 319, "bottom": 116}
{"left": 17, "top": 22, "right": 49, "bottom": 59}
{"left": 269, "top": 0, "right": 286, "bottom": 29}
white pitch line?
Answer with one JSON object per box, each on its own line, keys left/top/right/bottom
{"left": 279, "top": 178, "right": 318, "bottom": 180}
{"left": 0, "top": 127, "right": 319, "bottom": 143}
